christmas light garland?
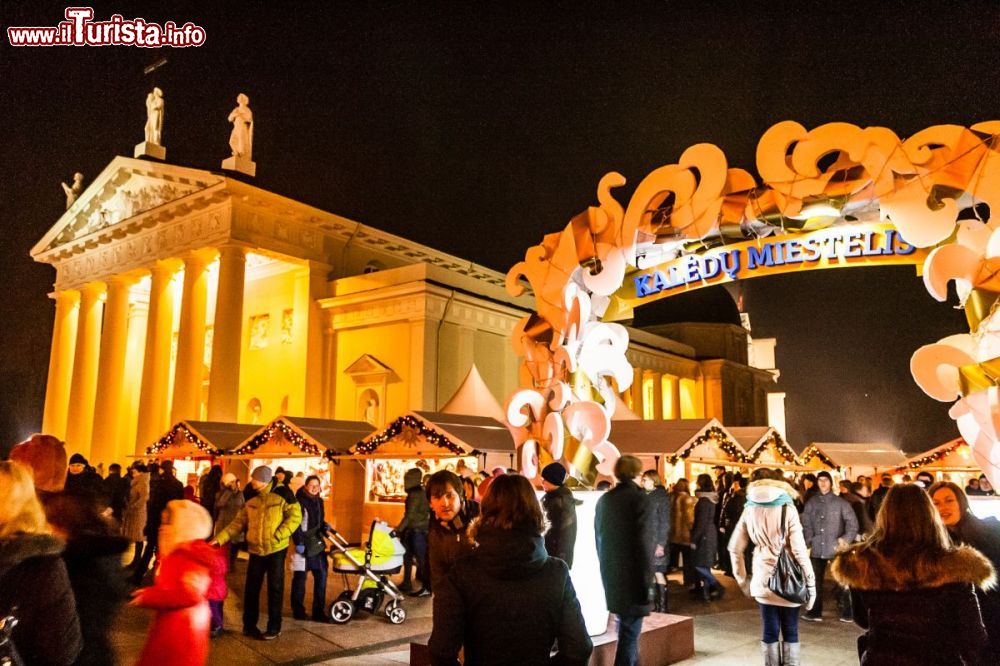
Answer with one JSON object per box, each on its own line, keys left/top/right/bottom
{"left": 799, "top": 445, "right": 837, "bottom": 469}
{"left": 752, "top": 431, "right": 799, "bottom": 465}
{"left": 353, "top": 414, "right": 469, "bottom": 457}
{"left": 907, "top": 439, "right": 970, "bottom": 469}
{"left": 666, "top": 426, "right": 749, "bottom": 465}
{"left": 145, "top": 423, "right": 221, "bottom": 456}
{"left": 231, "top": 418, "right": 322, "bottom": 457}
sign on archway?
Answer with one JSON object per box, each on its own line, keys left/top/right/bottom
{"left": 504, "top": 120, "right": 1000, "bottom": 488}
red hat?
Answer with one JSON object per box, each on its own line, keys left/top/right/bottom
{"left": 9, "top": 434, "right": 68, "bottom": 493}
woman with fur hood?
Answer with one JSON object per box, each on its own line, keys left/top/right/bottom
{"left": 831, "top": 483, "right": 994, "bottom": 665}
{"left": 728, "top": 469, "right": 816, "bottom": 666}
{"left": 0, "top": 461, "right": 82, "bottom": 666}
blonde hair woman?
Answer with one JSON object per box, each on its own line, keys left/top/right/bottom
{"left": 0, "top": 461, "right": 82, "bottom": 665}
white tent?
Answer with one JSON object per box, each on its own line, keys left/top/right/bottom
{"left": 440, "top": 364, "right": 506, "bottom": 421}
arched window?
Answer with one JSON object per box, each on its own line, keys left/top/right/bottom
{"left": 358, "top": 389, "right": 379, "bottom": 425}
{"left": 246, "top": 398, "right": 263, "bottom": 424}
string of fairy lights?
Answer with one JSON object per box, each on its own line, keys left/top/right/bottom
{"left": 354, "top": 414, "right": 469, "bottom": 456}
{"left": 754, "top": 431, "right": 799, "bottom": 465}
{"left": 145, "top": 422, "right": 221, "bottom": 456}
{"left": 905, "top": 439, "right": 970, "bottom": 469}
{"left": 230, "top": 418, "right": 322, "bottom": 457}
{"left": 666, "top": 426, "right": 750, "bottom": 465}
{"left": 799, "top": 445, "right": 837, "bottom": 469}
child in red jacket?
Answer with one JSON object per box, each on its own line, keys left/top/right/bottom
{"left": 131, "top": 500, "right": 215, "bottom": 666}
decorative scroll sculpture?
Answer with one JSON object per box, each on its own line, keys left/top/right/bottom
{"left": 506, "top": 120, "right": 1000, "bottom": 487}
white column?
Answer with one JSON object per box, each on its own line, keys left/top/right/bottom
{"left": 65, "top": 282, "right": 107, "bottom": 457}
{"left": 172, "top": 251, "right": 215, "bottom": 423}
{"left": 42, "top": 290, "right": 80, "bottom": 440}
{"left": 136, "top": 260, "right": 180, "bottom": 452}
{"left": 207, "top": 245, "right": 247, "bottom": 422}
{"left": 91, "top": 276, "right": 135, "bottom": 465}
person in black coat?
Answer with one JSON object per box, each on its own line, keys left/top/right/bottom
{"left": 832, "top": 483, "right": 994, "bottom": 665}
{"left": 540, "top": 462, "right": 579, "bottom": 568}
{"left": 45, "top": 492, "right": 129, "bottom": 666}
{"left": 426, "top": 470, "right": 478, "bottom": 595}
{"left": 132, "top": 460, "right": 185, "bottom": 585}
{"left": 428, "top": 473, "right": 592, "bottom": 666}
{"left": 65, "top": 453, "right": 105, "bottom": 501}
{"left": 719, "top": 476, "right": 747, "bottom": 577}
{"left": 595, "top": 455, "right": 655, "bottom": 666}
{"left": 291, "top": 475, "right": 331, "bottom": 621}
{"left": 101, "top": 463, "right": 129, "bottom": 522}
{"left": 641, "top": 469, "right": 670, "bottom": 612}
{"left": 0, "top": 461, "right": 83, "bottom": 666}
{"left": 690, "top": 473, "right": 724, "bottom": 602}
{"left": 930, "top": 480, "right": 1000, "bottom": 657}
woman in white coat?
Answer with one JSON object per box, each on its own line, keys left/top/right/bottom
{"left": 729, "top": 469, "right": 816, "bottom": 666}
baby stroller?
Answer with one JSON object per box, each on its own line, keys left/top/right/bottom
{"left": 327, "top": 520, "right": 408, "bottom": 625}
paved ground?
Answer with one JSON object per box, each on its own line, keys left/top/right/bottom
{"left": 112, "top": 557, "right": 862, "bottom": 664}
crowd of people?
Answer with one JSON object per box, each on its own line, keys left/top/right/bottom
{"left": 4, "top": 431, "right": 1000, "bottom": 666}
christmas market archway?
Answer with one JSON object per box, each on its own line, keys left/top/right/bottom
{"left": 505, "top": 120, "right": 1000, "bottom": 486}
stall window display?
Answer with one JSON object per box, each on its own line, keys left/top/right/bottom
{"left": 365, "top": 457, "right": 477, "bottom": 503}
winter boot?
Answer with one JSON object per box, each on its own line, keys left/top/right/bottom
{"left": 658, "top": 584, "right": 669, "bottom": 613}
{"left": 653, "top": 584, "right": 663, "bottom": 612}
{"left": 760, "top": 641, "right": 780, "bottom": 666}
{"left": 781, "top": 642, "right": 801, "bottom": 666}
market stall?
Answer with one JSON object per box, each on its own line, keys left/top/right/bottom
{"left": 610, "top": 418, "right": 748, "bottom": 485}
{"left": 898, "top": 438, "right": 985, "bottom": 486}
{"left": 731, "top": 426, "right": 805, "bottom": 470}
{"left": 803, "top": 441, "right": 908, "bottom": 480}
{"left": 799, "top": 444, "right": 839, "bottom": 472}
{"left": 334, "top": 411, "right": 515, "bottom": 539}
{"left": 144, "top": 420, "right": 260, "bottom": 491}
{"left": 228, "top": 416, "right": 375, "bottom": 529}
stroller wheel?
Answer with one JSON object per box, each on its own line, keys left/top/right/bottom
{"left": 385, "top": 601, "right": 407, "bottom": 625}
{"left": 329, "top": 599, "right": 355, "bottom": 624}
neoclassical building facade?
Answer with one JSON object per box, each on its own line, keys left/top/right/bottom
{"left": 33, "top": 156, "right": 778, "bottom": 466}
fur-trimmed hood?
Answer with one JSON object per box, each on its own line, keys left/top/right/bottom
{"left": 746, "top": 479, "right": 799, "bottom": 503}
{"left": 831, "top": 544, "right": 996, "bottom": 592}
{"left": 0, "top": 533, "right": 64, "bottom": 579}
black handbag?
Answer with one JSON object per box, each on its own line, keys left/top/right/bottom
{"left": 767, "top": 505, "right": 810, "bottom": 605}
{"left": 0, "top": 611, "right": 24, "bottom": 666}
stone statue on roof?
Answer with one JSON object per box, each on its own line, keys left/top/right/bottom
{"left": 227, "top": 93, "right": 253, "bottom": 159}
{"left": 61, "top": 172, "right": 84, "bottom": 209}
{"left": 144, "top": 87, "right": 164, "bottom": 145}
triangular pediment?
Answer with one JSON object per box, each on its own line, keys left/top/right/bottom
{"left": 344, "top": 354, "right": 398, "bottom": 383}
{"left": 32, "top": 156, "right": 223, "bottom": 258}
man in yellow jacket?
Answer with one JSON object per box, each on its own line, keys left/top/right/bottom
{"left": 214, "top": 465, "right": 302, "bottom": 640}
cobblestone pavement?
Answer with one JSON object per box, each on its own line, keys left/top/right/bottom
{"left": 112, "top": 559, "right": 861, "bottom": 664}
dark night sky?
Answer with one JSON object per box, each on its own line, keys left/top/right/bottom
{"left": 1, "top": 1, "right": 996, "bottom": 453}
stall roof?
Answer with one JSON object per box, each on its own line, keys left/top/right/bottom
{"left": 145, "top": 421, "right": 259, "bottom": 457}
{"left": 609, "top": 418, "right": 741, "bottom": 459}
{"left": 809, "top": 442, "right": 909, "bottom": 468}
{"left": 414, "top": 411, "right": 515, "bottom": 453}
{"left": 901, "top": 438, "right": 980, "bottom": 471}
{"left": 728, "top": 426, "right": 772, "bottom": 453}
{"left": 730, "top": 426, "right": 800, "bottom": 465}
{"left": 231, "top": 416, "right": 376, "bottom": 457}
